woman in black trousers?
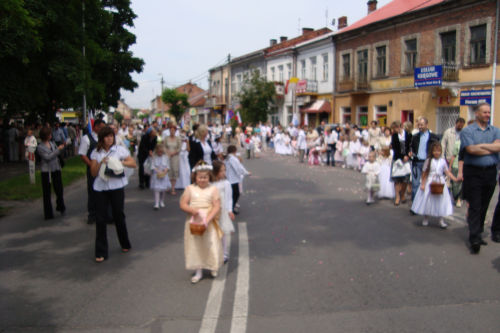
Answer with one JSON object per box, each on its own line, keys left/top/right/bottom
{"left": 90, "top": 126, "right": 137, "bottom": 262}
{"left": 37, "top": 126, "right": 66, "bottom": 219}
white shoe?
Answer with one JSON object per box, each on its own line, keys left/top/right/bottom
{"left": 153, "top": 204, "right": 159, "bottom": 210}
{"left": 456, "top": 199, "right": 462, "bottom": 208}
{"left": 210, "top": 270, "right": 218, "bottom": 278}
{"left": 422, "top": 219, "right": 429, "bottom": 226}
{"left": 160, "top": 201, "right": 165, "bottom": 208}
{"left": 439, "top": 218, "right": 448, "bottom": 229}
{"left": 191, "top": 275, "right": 202, "bottom": 284}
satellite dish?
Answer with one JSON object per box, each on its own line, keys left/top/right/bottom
{"left": 331, "top": 18, "right": 336, "bottom": 26}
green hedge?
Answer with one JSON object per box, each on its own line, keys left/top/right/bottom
{"left": 0, "top": 156, "right": 87, "bottom": 201}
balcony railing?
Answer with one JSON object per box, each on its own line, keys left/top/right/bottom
{"left": 356, "top": 77, "right": 369, "bottom": 90}
{"left": 338, "top": 78, "right": 354, "bottom": 91}
{"left": 296, "top": 79, "right": 318, "bottom": 94}
{"left": 442, "top": 61, "right": 459, "bottom": 81}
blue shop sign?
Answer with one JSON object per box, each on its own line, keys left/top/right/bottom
{"left": 460, "top": 90, "right": 492, "bottom": 105}
{"left": 414, "top": 65, "right": 442, "bottom": 87}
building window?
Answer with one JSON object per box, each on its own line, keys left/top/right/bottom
{"left": 310, "top": 56, "right": 317, "bottom": 81}
{"left": 278, "top": 65, "right": 284, "bottom": 82}
{"left": 441, "top": 31, "right": 456, "bottom": 63}
{"left": 358, "top": 106, "right": 368, "bottom": 127}
{"left": 287, "top": 63, "right": 292, "bottom": 80}
{"left": 322, "top": 54, "right": 328, "bottom": 81}
{"left": 300, "top": 60, "right": 306, "bottom": 79}
{"left": 470, "top": 24, "right": 486, "bottom": 65}
{"left": 341, "top": 107, "right": 351, "bottom": 124}
{"left": 404, "top": 39, "right": 417, "bottom": 73}
{"left": 375, "top": 105, "right": 387, "bottom": 127}
{"left": 342, "top": 54, "right": 351, "bottom": 80}
{"left": 375, "top": 46, "right": 386, "bottom": 77}
{"left": 270, "top": 67, "right": 275, "bottom": 81}
{"left": 357, "top": 49, "right": 368, "bottom": 84}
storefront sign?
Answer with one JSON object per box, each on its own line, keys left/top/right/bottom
{"left": 460, "top": 89, "right": 492, "bottom": 105}
{"left": 414, "top": 65, "right": 442, "bottom": 87}
{"left": 296, "top": 79, "right": 307, "bottom": 93}
{"left": 189, "top": 108, "right": 197, "bottom": 116}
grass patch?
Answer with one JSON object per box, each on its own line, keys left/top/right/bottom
{"left": 0, "top": 156, "right": 86, "bottom": 201}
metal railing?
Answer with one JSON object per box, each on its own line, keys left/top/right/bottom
{"left": 442, "top": 61, "right": 459, "bottom": 81}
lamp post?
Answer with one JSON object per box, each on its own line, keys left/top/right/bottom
{"left": 159, "top": 73, "right": 165, "bottom": 123}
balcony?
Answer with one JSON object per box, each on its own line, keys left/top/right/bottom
{"left": 442, "top": 61, "right": 459, "bottom": 82}
{"left": 338, "top": 78, "right": 354, "bottom": 92}
{"left": 356, "top": 77, "right": 369, "bottom": 90}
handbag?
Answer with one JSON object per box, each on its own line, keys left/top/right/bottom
{"left": 143, "top": 157, "right": 152, "bottom": 175}
{"left": 104, "top": 165, "right": 125, "bottom": 178}
{"left": 189, "top": 212, "right": 207, "bottom": 236}
{"left": 391, "top": 159, "right": 411, "bottom": 177}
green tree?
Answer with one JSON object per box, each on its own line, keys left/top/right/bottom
{"left": 238, "top": 70, "right": 276, "bottom": 124}
{"left": 0, "top": 0, "right": 143, "bottom": 121}
{"left": 113, "top": 111, "right": 124, "bottom": 124}
{"left": 161, "top": 88, "right": 189, "bottom": 122}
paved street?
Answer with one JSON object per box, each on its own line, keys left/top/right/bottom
{"left": 1, "top": 151, "right": 500, "bottom": 333}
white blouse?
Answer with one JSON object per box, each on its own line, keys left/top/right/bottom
{"left": 91, "top": 145, "right": 130, "bottom": 191}
{"left": 201, "top": 140, "right": 213, "bottom": 165}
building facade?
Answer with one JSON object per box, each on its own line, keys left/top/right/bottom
{"left": 334, "top": 0, "right": 500, "bottom": 133}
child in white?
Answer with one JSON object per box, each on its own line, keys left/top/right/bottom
{"left": 150, "top": 144, "right": 171, "bottom": 209}
{"left": 377, "top": 147, "right": 395, "bottom": 199}
{"left": 346, "top": 135, "right": 360, "bottom": 170}
{"left": 358, "top": 139, "right": 370, "bottom": 170}
{"left": 411, "top": 142, "right": 457, "bottom": 228}
{"left": 225, "top": 145, "right": 250, "bottom": 214}
{"left": 212, "top": 161, "right": 235, "bottom": 263}
{"left": 361, "top": 151, "right": 380, "bottom": 204}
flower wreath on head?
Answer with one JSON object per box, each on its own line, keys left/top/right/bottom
{"left": 192, "top": 163, "right": 213, "bottom": 173}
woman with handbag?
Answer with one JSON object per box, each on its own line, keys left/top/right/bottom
{"left": 37, "top": 126, "right": 66, "bottom": 220}
{"left": 90, "top": 126, "right": 137, "bottom": 262}
{"left": 179, "top": 161, "right": 222, "bottom": 284}
{"left": 411, "top": 142, "right": 457, "bottom": 229}
{"left": 390, "top": 121, "right": 412, "bottom": 205}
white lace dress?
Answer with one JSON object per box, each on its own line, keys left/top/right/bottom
{"left": 411, "top": 158, "right": 453, "bottom": 217}
{"left": 212, "top": 180, "right": 234, "bottom": 234}
{"left": 176, "top": 141, "right": 191, "bottom": 189}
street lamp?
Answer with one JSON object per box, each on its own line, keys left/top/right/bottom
{"left": 158, "top": 73, "right": 165, "bottom": 122}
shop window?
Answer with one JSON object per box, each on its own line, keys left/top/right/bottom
{"left": 358, "top": 106, "right": 368, "bottom": 127}
{"left": 341, "top": 107, "right": 351, "bottom": 124}
{"left": 375, "top": 105, "right": 387, "bottom": 127}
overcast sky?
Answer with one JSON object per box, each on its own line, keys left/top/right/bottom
{"left": 120, "top": 0, "right": 392, "bottom": 109}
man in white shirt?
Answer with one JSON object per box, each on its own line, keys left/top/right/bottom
{"left": 79, "top": 119, "right": 105, "bottom": 224}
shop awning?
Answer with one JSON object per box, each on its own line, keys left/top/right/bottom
{"left": 302, "top": 100, "right": 331, "bottom": 113}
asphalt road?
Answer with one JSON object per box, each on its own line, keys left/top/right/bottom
{"left": 1, "top": 151, "right": 500, "bottom": 333}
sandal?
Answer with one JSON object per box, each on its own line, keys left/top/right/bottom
{"left": 95, "top": 257, "right": 105, "bottom": 263}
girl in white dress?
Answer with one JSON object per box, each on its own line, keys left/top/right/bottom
{"left": 150, "top": 144, "right": 171, "bottom": 209}
{"left": 176, "top": 131, "right": 191, "bottom": 190}
{"left": 411, "top": 142, "right": 457, "bottom": 228}
{"left": 361, "top": 151, "right": 381, "bottom": 204}
{"left": 346, "top": 135, "right": 361, "bottom": 170}
{"left": 377, "top": 147, "right": 395, "bottom": 199}
{"left": 212, "top": 161, "right": 235, "bottom": 263}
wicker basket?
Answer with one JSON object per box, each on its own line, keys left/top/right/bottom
{"left": 189, "top": 223, "right": 206, "bottom": 236}
{"left": 430, "top": 182, "right": 444, "bottom": 195}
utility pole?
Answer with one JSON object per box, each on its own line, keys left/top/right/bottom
{"left": 159, "top": 74, "right": 165, "bottom": 122}
{"left": 82, "top": 0, "right": 87, "bottom": 127}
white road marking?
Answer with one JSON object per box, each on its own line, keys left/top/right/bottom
{"left": 231, "top": 222, "right": 250, "bottom": 333}
{"left": 199, "top": 234, "right": 230, "bottom": 333}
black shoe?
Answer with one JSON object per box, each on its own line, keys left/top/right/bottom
{"left": 470, "top": 243, "right": 481, "bottom": 254}
{"left": 492, "top": 233, "right": 500, "bottom": 243}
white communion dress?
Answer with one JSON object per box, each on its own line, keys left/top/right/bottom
{"left": 411, "top": 157, "right": 453, "bottom": 217}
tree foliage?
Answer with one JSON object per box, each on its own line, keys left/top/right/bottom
{"left": 238, "top": 70, "right": 276, "bottom": 124}
{"left": 161, "top": 88, "right": 189, "bottom": 122}
{"left": 0, "top": 0, "right": 144, "bottom": 122}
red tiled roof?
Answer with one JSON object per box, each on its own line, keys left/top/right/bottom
{"left": 338, "top": 0, "right": 445, "bottom": 34}
{"left": 265, "top": 28, "right": 332, "bottom": 57}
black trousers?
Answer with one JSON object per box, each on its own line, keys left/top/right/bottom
{"left": 138, "top": 156, "right": 150, "bottom": 188}
{"left": 491, "top": 175, "right": 500, "bottom": 236}
{"left": 41, "top": 171, "right": 65, "bottom": 219}
{"left": 463, "top": 165, "right": 497, "bottom": 244}
{"left": 231, "top": 183, "right": 240, "bottom": 211}
{"left": 326, "top": 144, "right": 336, "bottom": 166}
{"left": 95, "top": 188, "right": 131, "bottom": 259}
{"left": 86, "top": 168, "right": 97, "bottom": 220}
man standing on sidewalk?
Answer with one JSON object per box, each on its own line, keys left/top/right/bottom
{"left": 79, "top": 119, "right": 105, "bottom": 224}
{"left": 459, "top": 103, "right": 500, "bottom": 254}
{"left": 410, "top": 117, "right": 439, "bottom": 201}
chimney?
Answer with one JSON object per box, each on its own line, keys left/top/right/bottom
{"left": 280, "top": 36, "right": 288, "bottom": 43}
{"left": 367, "top": 0, "right": 377, "bottom": 14}
{"left": 302, "top": 27, "right": 314, "bottom": 35}
{"left": 270, "top": 39, "right": 277, "bottom": 46}
{"left": 338, "top": 16, "right": 348, "bottom": 29}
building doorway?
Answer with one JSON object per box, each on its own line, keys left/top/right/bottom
{"left": 401, "top": 110, "right": 414, "bottom": 124}
{"left": 436, "top": 107, "right": 460, "bottom": 135}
